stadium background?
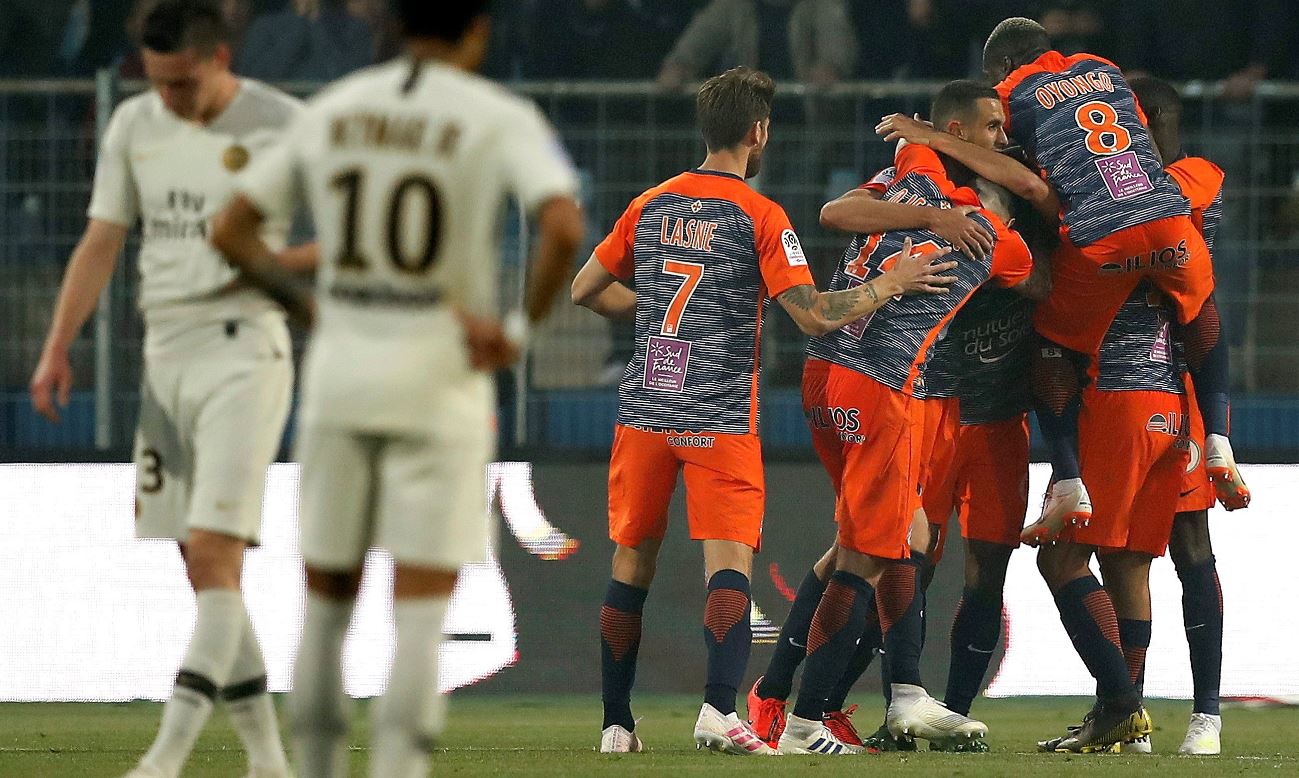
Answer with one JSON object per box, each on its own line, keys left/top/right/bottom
{"left": 2, "top": 0, "right": 1298, "bottom": 704}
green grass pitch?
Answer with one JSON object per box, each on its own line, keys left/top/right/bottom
{"left": 0, "top": 695, "right": 1295, "bottom": 776}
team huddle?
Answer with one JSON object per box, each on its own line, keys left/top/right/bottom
{"left": 575, "top": 17, "right": 1249, "bottom": 759}
{"left": 26, "top": 0, "right": 1251, "bottom": 773}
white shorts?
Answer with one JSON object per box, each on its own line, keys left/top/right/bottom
{"left": 133, "top": 311, "right": 293, "bottom": 545}
{"left": 295, "top": 422, "right": 493, "bottom": 572}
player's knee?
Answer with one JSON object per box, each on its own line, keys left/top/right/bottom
{"left": 183, "top": 532, "right": 246, "bottom": 590}
{"left": 612, "top": 543, "right": 658, "bottom": 588}
{"left": 966, "top": 541, "right": 1012, "bottom": 598}
{"left": 812, "top": 545, "right": 838, "bottom": 581}
{"left": 305, "top": 566, "right": 363, "bottom": 600}
{"left": 1169, "top": 510, "right": 1213, "bottom": 570}
{"left": 393, "top": 564, "right": 457, "bottom": 599}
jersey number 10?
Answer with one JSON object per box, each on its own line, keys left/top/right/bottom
{"left": 332, "top": 168, "right": 443, "bottom": 274}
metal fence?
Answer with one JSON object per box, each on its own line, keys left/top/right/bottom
{"left": 3, "top": 74, "right": 1299, "bottom": 458}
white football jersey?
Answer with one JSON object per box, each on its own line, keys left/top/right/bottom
{"left": 88, "top": 79, "right": 302, "bottom": 320}
{"left": 238, "top": 58, "right": 578, "bottom": 434}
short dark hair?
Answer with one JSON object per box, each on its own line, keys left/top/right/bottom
{"left": 396, "top": 0, "right": 490, "bottom": 41}
{"left": 983, "top": 17, "right": 1050, "bottom": 74}
{"left": 931, "top": 79, "right": 1000, "bottom": 128}
{"left": 1130, "top": 76, "right": 1182, "bottom": 121}
{"left": 137, "top": 0, "right": 230, "bottom": 55}
{"left": 696, "top": 67, "right": 776, "bottom": 152}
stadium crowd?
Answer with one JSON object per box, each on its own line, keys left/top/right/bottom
{"left": 2, "top": 0, "right": 1296, "bottom": 88}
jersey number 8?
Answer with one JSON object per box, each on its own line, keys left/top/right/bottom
{"left": 1074, "top": 101, "right": 1132, "bottom": 156}
{"left": 332, "top": 168, "right": 443, "bottom": 274}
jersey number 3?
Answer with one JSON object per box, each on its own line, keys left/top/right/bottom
{"left": 332, "top": 169, "right": 443, "bottom": 274}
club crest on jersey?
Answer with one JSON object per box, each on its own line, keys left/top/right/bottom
{"left": 1146, "top": 411, "right": 1189, "bottom": 437}
{"left": 222, "top": 144, "right": 250, "bottom": 172}
{"left": 781, "top": 229, "right": 807, "bottom": 266}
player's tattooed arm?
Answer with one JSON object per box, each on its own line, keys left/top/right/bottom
{"left": 212, "top": 195, "right": 316, "bottom": 327}
{"left": 778, "top": 238, "right": 957, "bottom": 336}
{"left": 571, "top": 254, "right": 636, "bottom": 320}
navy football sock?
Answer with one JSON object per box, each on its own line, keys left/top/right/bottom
{"left": 601, "top": 580, "right": 648, "bottom": 730}
{"left": 703, "top": 569, "right": 752, "bottom": 715}
{"left": 757, "top": 569, "right": 826, "bottom": 701}
{"left": 792, "top": 571, "right": 872, "bottom": 721}
{"left": 1179, "top": 294, "right": 1231, "bottom": 436}
{"left": 877, "top": 554, "right": 926, "bottom": 688}
{"left": 1118, "top": 618, "right": 1152, "bottom": 696}
{"left": 825, "top": 585, "right": 879, "bottom": 712}
{"left": 1031, "top": 338, "right": 1086, "bottom": 480}
{"left": 944, "top": 588, "right": 1003, "bottom": 716}
{"left": 1053, "top": 576, "right": 1137, "bottom": 708}
{"left": 1176, "top": 556, "right": 1223, "bottom": 715}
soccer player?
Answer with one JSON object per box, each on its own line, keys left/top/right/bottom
{"left": 210, "top": 3, "right": 584, "bottom": 776}
{"left": 748, "top": 80, "right": 1048, "bottom": 752}
{"left": 570, "top": 67, "right": 956, "bottom": 756}
{"left": 1131, "top": 75, "right": 1234, "bottom": 755}
{"left": 981, "top": 17, "right": 1247, "bottom": 540}
{"left": 769, "top": 97, "right": 1037, "bottom": 756}
{"left": 29, "top": 3, "right": 300, "bottom": 776}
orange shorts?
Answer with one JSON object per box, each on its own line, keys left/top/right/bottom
{"left": 608, "top": 424, "right": 765, "bottom": 549}
{"left": 919, "top": 395, "right": 961, "bottom": 517}
{"left": 1035, "top": 215, "right": 1214, "bottom": 356}
{"left": 827, "top": 365, "right": 924, "bottom": 560}
{"left": 924, "top": 414, "right": 1031, "bottom": 550}
{"left": 1063, "top": 388, "right": 1191, "bottom": 556}
{"left": 1177, "top": 374, "right": 1215, "bottom": 513}
{"left": 802, "top": 357, "right": 845, "bottom": 495}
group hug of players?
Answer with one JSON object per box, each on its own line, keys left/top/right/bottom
{"left": 575, "top": 16, "right": 1251, "bottom": 757}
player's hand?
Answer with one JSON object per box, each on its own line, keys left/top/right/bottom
{"left": 890, "top": 237, "right": 957, "bottom": 295}
{"left": 457, "top": 310, "right": 522, "bottom": 372}
{"left": 30, "top": 348, "right": 72, "bottom": 423}
{"left": 875, "top": 113, "right": 937, "bottom": 145}
{"left": 927, "top": 205, "right": 995, "bottom": 260}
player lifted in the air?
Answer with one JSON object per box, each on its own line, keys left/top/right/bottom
{"left": 879, "top": 18, "right": 1247, "bottom": 543}
{"left": 30, "top": 3, "right": 301, "bottom": 776}
{"left": 570, "top": 66, "right": 956, "bottom": 756}
{"left": 211, "top": 3, "right": 584, "bottom": 776}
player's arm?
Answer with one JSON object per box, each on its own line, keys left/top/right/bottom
{"left": 276, "top": 242, "right": 319, "bottom": 273}
{"left": 212, "top": 195, "right": 316, "bottom": 327}
{"left": 29, "top": 219, "right": 128, "bottom": 422}
{"left": 571, "top": 254, "right": 636, "bottom": 320}
{"left": 875, "top": 113, "right": 1059, "bottom": 219}
{"left": 820, "top": 189, "right": 994, "bottom": 259}
{"left": 1009, "top": 250, "right": 1052, "bottom": 301}
{"left": 777, "top": 238, "right": 956, "bottom": 337}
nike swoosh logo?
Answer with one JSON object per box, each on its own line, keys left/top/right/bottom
{"left": 967, "top": 644, "right": 995, "bottom": 654}
{"left": 1179, "top": 488, "right": 1198, "bottom": 498}
{"left": 1186, "top": 623, "right": 1206, "bottom": 631}
{"left": 788, "top": 638, "right": 805, "bottom": 649}
{"left": 977, "top": 352, "right": 1011, "bottom": 364}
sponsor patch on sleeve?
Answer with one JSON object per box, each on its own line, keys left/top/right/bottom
{"left": 781, "top": 229, "right": 807, "bottom": 267}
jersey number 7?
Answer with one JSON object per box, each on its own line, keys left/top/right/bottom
{"left": 660, "top": 259, "right": 703, "bottom": 336}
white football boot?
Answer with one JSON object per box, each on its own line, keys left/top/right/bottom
{"left": 693, "top": 703, "right": 774, "bottom": 755}
{"left": 1125, "top": 734, "right": 1153, "bottom": 753}
{"left": 1205, "top": 435, "right": 1250, "bottom": 511}
{"left": 776, "top": 714, "right": 862, "bottom": 755}
{"left": 1021, "top": 477, "right": 1092, "bottom": 546}
{"left": 1178, "top": 712, "right": 1222, "bottom": 755}
{"left": 599, "top": 724, "right": 644, "bottom": 753}
{"left": 886, "top": 684, "right": 988, "bottom": 745}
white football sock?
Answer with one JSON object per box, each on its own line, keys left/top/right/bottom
{"left": 140, "top": 588, "right": 247, "bottom": 777}
{"left": 370, "top": 597, "right": 450, "bottom": 778}
{"left": 290, "top": 593, "right": 354, "bottom": 778}
{"left": 225, "top": 616, "right": 290, "bottom": 773}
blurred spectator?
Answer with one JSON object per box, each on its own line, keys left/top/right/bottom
{"left": 1115, "top": 0, "right": 1293, "bottom": 101}
{"left": 1035, "top": 0, "right": 1112, "bottom": 58}
{"left": 529, "top": 1, "right": 651, "bottom": 79}
{"left": 656, "top": 0, "right": 857, "bottom": 89}
{"left": 236, "top": 0, "right": 373, "bottom": 82}
{"left": 347, "top": 0, "right": 402, "bottom": 62}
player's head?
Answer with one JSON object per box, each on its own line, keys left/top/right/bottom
{"left": 1130, "top": 76, "right": 1183, "bottom": 163}
{"left": 931, "top": 80, "right": 1007, "bottom": 150}
{"left": 396, "top": 0, "right": 492, "bottom": 71}
{"left": 696, "top": 67, "right": 776, "bottom": 179}
{"left": 983, "top": 17, "right": 1050, "bottom": 83}
{"left": 136, "top": 0, "right": 233, "bottom": 121}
